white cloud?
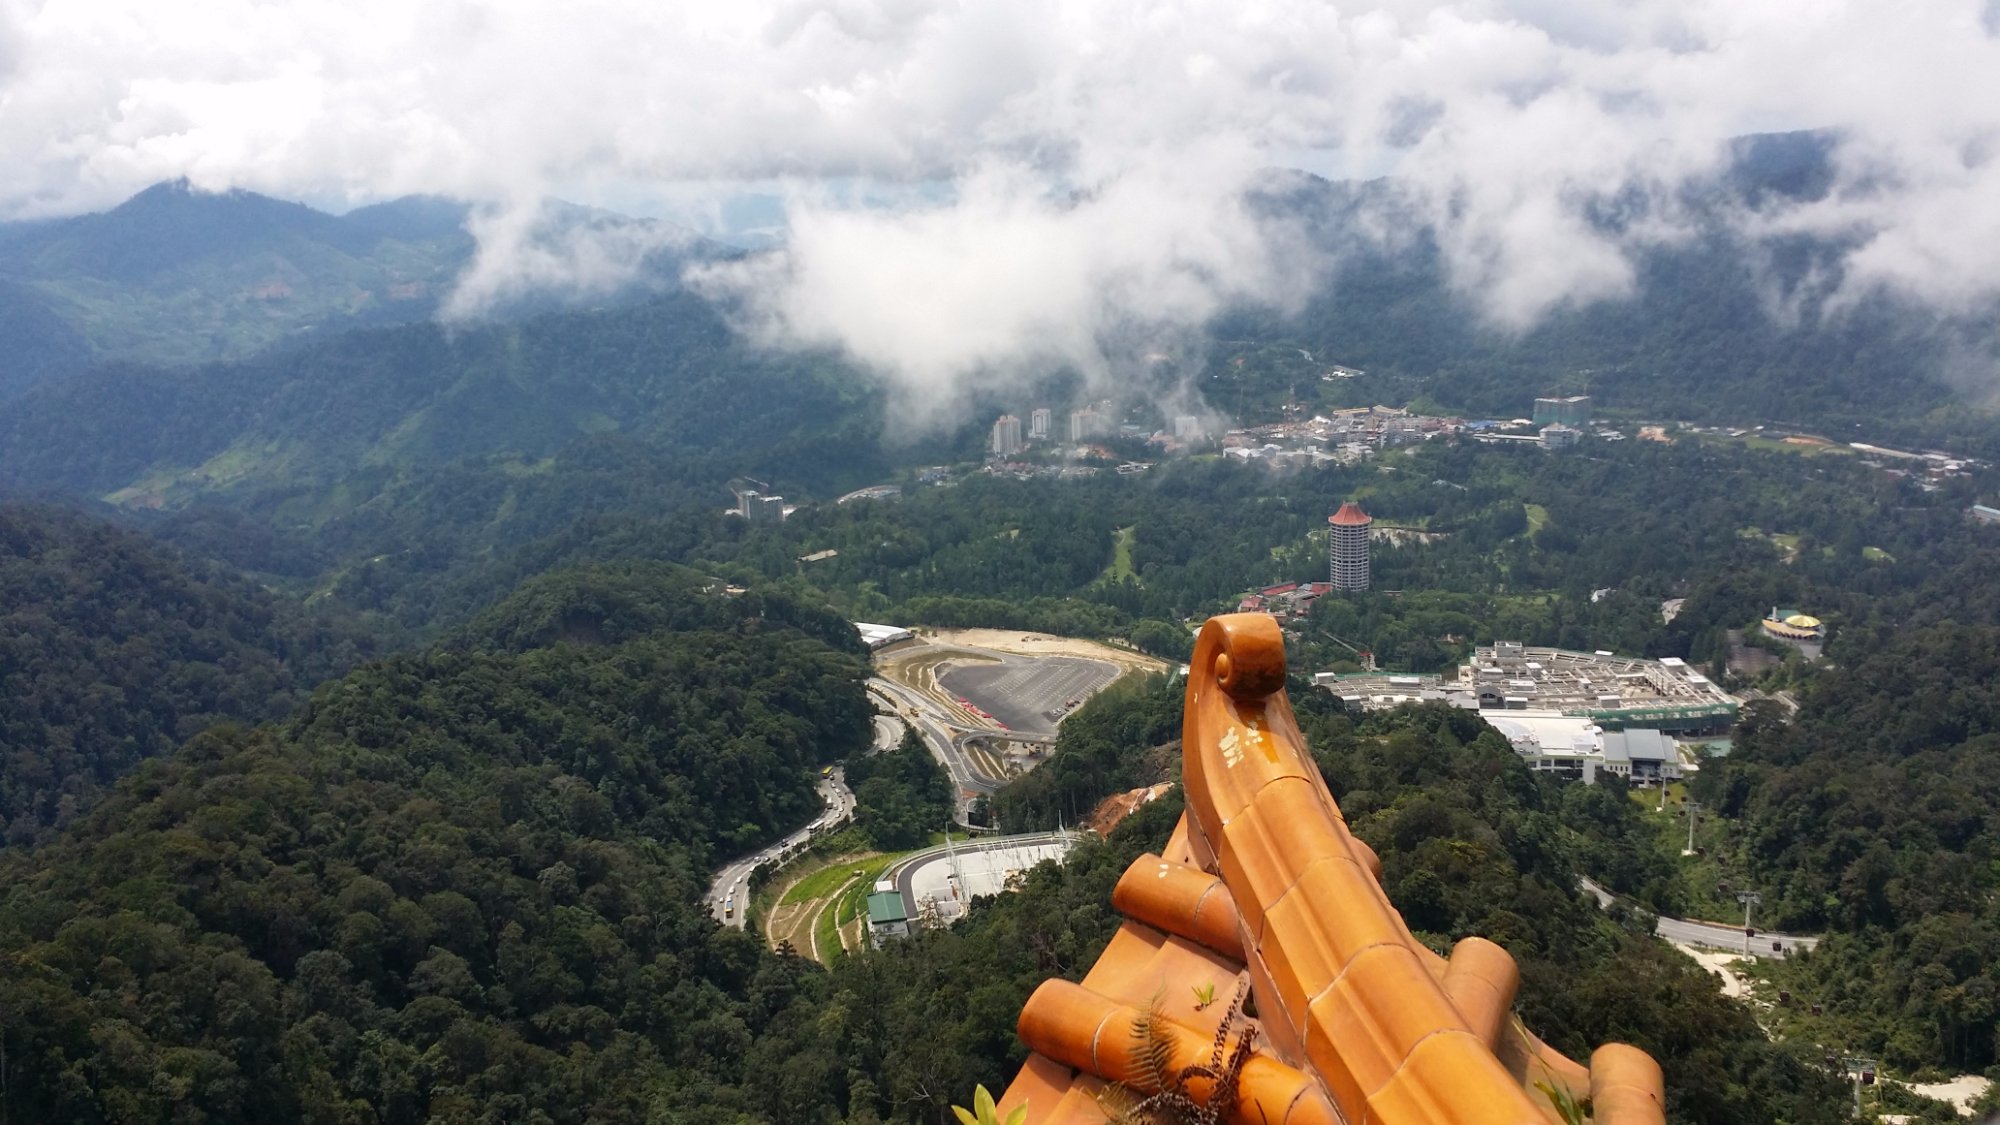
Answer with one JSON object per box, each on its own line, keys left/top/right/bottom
{"left": 443, "top": 202, "right": 705, "bottom": 319}
{"left": 4, "top": 0, "right": 2000, "bottom": 412}
{"left": 692, "top": 151, "right": 1316, "bottom": 421}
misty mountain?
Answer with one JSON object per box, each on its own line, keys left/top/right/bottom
{"left": 0, "top": 291, "right": 888, "bottom": 511}
{"left": 1229, "top": 132, "right": 1995, "bottom": 444}
{"left": 0, "top": 183, "right": 740, "bottom": 399}
{"left": 0, "top": 181, "right": 474, "bottom": 393}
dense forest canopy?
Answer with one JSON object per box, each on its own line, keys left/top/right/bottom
{"left": 0, "top": 566, "right": 871, "bottom": 1122}
{"left": 0, "top": 504, "right": 377, "bottom": 845}
{"left": 1691, "top": 626, "right": 2000, "bottom": 1072}
{"left": 0, "top": 625, "right": 1854, "bottom": 1123}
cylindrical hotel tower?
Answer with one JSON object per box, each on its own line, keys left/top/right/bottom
{"left": 1329, "top": 501, "right": 1372, "bottom": 590}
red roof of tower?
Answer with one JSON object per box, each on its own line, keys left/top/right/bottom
{"left": 1329, "top": 501, "right": 1371, "bottom": 526}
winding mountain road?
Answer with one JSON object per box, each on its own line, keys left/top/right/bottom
{"left": 707, "top": 766, "right": 856, "bottom": 928}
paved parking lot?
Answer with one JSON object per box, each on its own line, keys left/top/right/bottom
{"left": 938, "top": 656, "right": 1118, "bottom": 735}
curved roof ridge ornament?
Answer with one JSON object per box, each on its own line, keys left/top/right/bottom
{"left": 1002, "top": 613, "right": 1665, "bottom": 1125}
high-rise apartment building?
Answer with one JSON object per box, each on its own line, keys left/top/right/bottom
{"left": 740, "top": 490, "right": 786, "bottom": 524}
{"left": 1029, "top": 408, "right": 1052, "bottom": 439}
{"left": 1068, "top": 409, "right": 1104, "bottom": 443}
{"left": 1329, "top": 501, "right": 1372, "bottom": 590}
{"left": 992, "top": 414, "right": 1023, "bottom": 457}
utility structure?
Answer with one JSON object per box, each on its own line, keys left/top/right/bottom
{"left": 1841, "top": 1056, "right": 1877, "bottom": 1119}
{"left": 1328, "top": 501, "right": 1372, "bottom": 590}
{"left": 1736, "top": 890, "right": 1762, "bottom": 957}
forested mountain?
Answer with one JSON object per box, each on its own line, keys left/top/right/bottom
{"left": 1699, "top": 627, "right": 2000, "bottom": 1071}
{"left": 0, "top": 182, "right": 741, "bottom": 398}
{"left": 0, "top": 182, "right": 473, "bottom": 390}
{"left": 0, "top": 291, "right": 899, "bottom": 511}
{"left": 1221, "top": 133, "right": 2000, "bottom": 451}
{"left": 7, "top": 131, "right": 1998, "bottom": 526}
{"left": 0, "top": 504, "right": 378, "bottom": 845}
{"left": 0, "top": 610, "right": 1846, "bottom": 1122}
{"left": 0, "top": 565, "right": 871, "bottom": 1122}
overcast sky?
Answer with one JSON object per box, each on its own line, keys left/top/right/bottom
{"left": 4, "top": 0, "right": 1998, "bottom": 411}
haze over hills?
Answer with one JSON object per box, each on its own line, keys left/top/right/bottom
{"left": 0, "top": 181, "right": 738, "bottom": 398}
{"left": 1230, "top": 132, "right": 1997, "bottom": 440}
{"left": 0, "top": 181, "right": 472, "bottom": 390}
{"left": 6, "top": 4, "right": 2000, "bottom": 1121}
{"left": 3, "top": 132, "right": 1996, "bottom": 535}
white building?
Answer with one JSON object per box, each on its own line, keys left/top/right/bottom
{"left": 853, "top": 622, "right": 915, "bottom": 649}
{"left": 739, "top": 490, "right": 786, "bottom": 524}
{"left": 1541, "top": 424, "right": 1581, "bottom": 449}
{"left": 992, "top": 414, "right": 1023, "bottom": 457}
{"left": 1029, "top": 407, "right": 1052, "bottom": 440}
{"left": 1069, "top": 409, "right": 1106, "bottom": 443}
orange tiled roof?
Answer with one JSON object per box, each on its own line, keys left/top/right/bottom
{"left": 1329, "top": 502, "right": 1372, "bottom": 527}
{"left": 1000, "top": 613, "right": 1665, "bottom": 1125}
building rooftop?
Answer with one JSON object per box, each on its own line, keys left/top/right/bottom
{"left": 1600, "top": 728, "right": 1676, "bottom": 765}
{"left": 865, "top": 890, "right": 907, "bottom": 926}
{"left": 1329, "top": 501, "right": 1372, "bottom": 526}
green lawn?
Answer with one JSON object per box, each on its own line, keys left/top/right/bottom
{"left": 781, "top": 857, "right": 877, "bottom": 905}
{"left": 1104, "top": 525, "right": 1137, "bottom": 583}
{"left": 814, "top": 895, "right": 844, "bottom": 960}
{"left": 1524, "top": 503, "right": 1550, "bottom": 534}
{"left": 1627, "top": 781, "right": 1688, "bottom": 809}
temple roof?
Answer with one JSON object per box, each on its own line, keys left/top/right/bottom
{"left": 1000, "top": 613, "right": 1666, "bottom": 1125}
{"left": 1329, "top": 502, "right": 1372, "bottom": 527}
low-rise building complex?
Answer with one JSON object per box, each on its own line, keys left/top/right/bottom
{"left": 1318, "top": 641, "right": 1738, "bottom": 781}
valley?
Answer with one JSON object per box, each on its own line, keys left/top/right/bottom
{"left": 2, "top": 165, "right": 2000, "bottom": 1123}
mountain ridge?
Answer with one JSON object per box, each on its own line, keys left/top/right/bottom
{"left": 0, "top": 182, "right": 740, "bottom": 397}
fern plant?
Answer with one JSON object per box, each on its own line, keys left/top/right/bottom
{"left": 1097, "top": 979, "right": 1256, "bottom": 1125}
